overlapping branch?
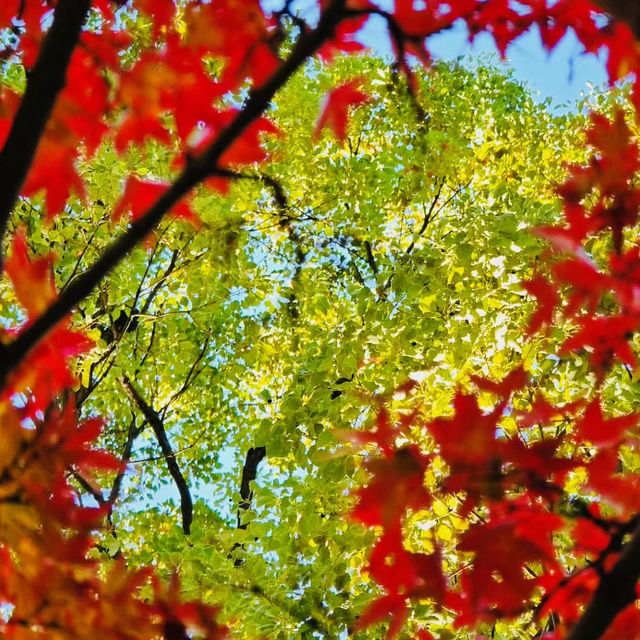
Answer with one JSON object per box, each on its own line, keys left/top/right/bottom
{"left": 0, "top": 0, "right": 347, "bottom": 386}
{"left": 593, "top": 0, "right": 640, "bottom": 39}
{"left": 566, "top": 523, "right": 640, "bottom": 640}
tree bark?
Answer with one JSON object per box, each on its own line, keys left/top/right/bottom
{"left": 0, "top": 0, "right": 92, "bottom": 257}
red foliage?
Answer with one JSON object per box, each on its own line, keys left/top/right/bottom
{"left": 5, "top": 1, "right": 640, "bottom": 640}
{"left": 314, "top": 80, "right": 368, "bottom": 140}
{"left": 113, "top": 176, "right": 200, "bottom": 227}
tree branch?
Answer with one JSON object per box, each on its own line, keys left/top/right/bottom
{"left": 566, "top": 521, "right": 640, "bottom": 640}
{"left": 0, "top": 0, "right": 92, "bottom": 257}
{"left": 108, "top": 415, "right": 144, "bottom": 506}
{"left": 237, "top": 446, "right": 267, "bottom": 528}
{"left": 0, "top": 0, "right": 347, "bottom": 386}
{"left": 363, "top": 240, "right": 378, "bottom": 276}
{"left": 231, "top": 446, "right": 266, "bottom": 567}
{"left": 593, "top": 0, "right": 640, "bottom": 39}
{"left": 120, "top": 375, "right": 193, "bottom": 535}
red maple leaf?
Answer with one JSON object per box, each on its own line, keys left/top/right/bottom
{"left": 134, "top": 0, "right": 176, "bottom": 38}
{"left": 113, "top": 176, "right": 200, "bottom": 227}
{"left": 315, "top": 80, "right": 368, "bottom": 141}
{"left": 357, "top": 523, "right": 445, "bottom": 639}
{"left": 317, "top": 11, "right": 368, "bottom": 61}
{"left": 428, "top": 392, "right": 504, "bottom": 468}
{"left": 3, "top": 230, "right": 94, "bottom": 410}
{"left": 560, "top": 315, "right": 640, "bottom": 379}
{"left": 427, "top": 393, "right": 507, "bottom": 508}
{"left": 503, "top": 437, "right": 576, "bottom": 497}
{"left": 538, "top": 568, "right": 600, "bottom": 627}
{"left": 186, "top": 110, "right": 280, "bottom": 172}
{"left": 575, "top": 398, "right": 639, "bottom": 447}
{"left": 4, "top": 229, "right": 56, "bottom": 319}
{"left": 522, "top": 274, "right": 559, "bottom": 335}
{"left": 455, "top": 502, "right": 562, "bottom": 624}
{"left": 352, "top": 446, "right": 432, "bottom": 528}
{"left": 336, "top": 407, "right": 401, "bottom": 457}
{"left": 183, "top": 0, "right": 278, "bottom": 93}
{"left": 536, "top": 202, "right": 590, "bottom": 254}
{"left": 515, "top": 393, "right": 581, "bottom": 429}
{"left": 552, "top": 257, "right": 609, "bottom": 316}
{"left": 470, "top": 365, "right": 527, "bottom": 398}
{"left": 609, "top": 246, "right": 640, "bottom": 314}
{"left": 572, "top": 514, "right": 611, "bottom": 558}
{"left": 5, "top": 323, "right": 94, "bottom": 414}
{"left": 586, "top": 447, "right": 640, "bottom": 517}
{"left": 21, "top": 139, "right": 87, "bottom": 217}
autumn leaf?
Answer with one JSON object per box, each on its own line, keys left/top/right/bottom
{"left": 552, "top": 257, "right": 609, "bottom": 315}
{"left": 3, "top": 231, "right": 93, "bottom": 410}
{"left": 314, "top": 80, "right": 368, "bottom": 141}
{"left": 4, "top": 229, "right": 56, "bottom": 319}
{"left": 561, "top": 315, "right": 640, "bottom": 379}
{"left": 522, "top": 274, "right": 558, "bottom": 335}
{"left": 575, "top": 398, "right": 639, "bottom": 447}
{"left": 428, "top": 392, "right": 503, "bottom": 468}
{"left": 113, "top": 176, "right": 200, "bottom": 227}
{"left": 5, "top": 323, "right": 94, "bottom": 413}
{"left": 357, "top": 523, "right": 445, "bottom": 639}
{"left": 470, "top": 365, "right": 527, "bottom": 398}
{"left": 133, "top": 0, "right": 176, "bottom": 37}
{"left": 455, "top": 502, "right": 562, "bottom": 624}
{"left": 352, "top": 446, "right": 432, "bottom": 528}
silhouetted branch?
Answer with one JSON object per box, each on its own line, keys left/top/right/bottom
{"left": 120, "top": 375, "right": 193, "bottom": 535}
{"left": 231, "top": 446, "right": 266, "bottom": 567}
{"left": 593, "top": 0, "right": 640, "bottom": 39}
{"left": 0, "top": 0, "right": 92, "bottom": 257}
{"left": 566, "top": 520, "right": 640, "bottom": 640}
{"left": 108, "top": 415, "right": 144, "bottom": 506}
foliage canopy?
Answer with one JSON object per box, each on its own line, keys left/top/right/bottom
{"left": 4, "top": 2, "right": 640, "bottom": 640}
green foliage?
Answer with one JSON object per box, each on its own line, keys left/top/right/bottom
{"left": 1, "top": 54, "right": 593, "bottom": 638}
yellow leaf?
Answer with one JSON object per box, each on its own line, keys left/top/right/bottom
{"left": 436, "top": 524, "right": 452, "bottom": 541}
{"left": 432, "top": 501, "right": 449, "bottom": 517}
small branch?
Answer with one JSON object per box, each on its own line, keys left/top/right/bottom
{"left": 108, "top": 415, "right": 144, "bottom": 506}
{"left": 231, "top": 446, "right": 266, "bottom": 567}
{"left": 0, "top": 0, "right": 92, "bottom": 257}
{"left": 363, "top": 240, "right": 378, "bottom": 275}
{"left": 212, "top": 169, "right": 288, "bottom": 215}
{"left": 138, "top": 248, "right": 180, "bottom": 318}
{"left": 404, "top": 177, "right": 446, "bottom": 256}
{"left": 161, "top": 332, "right": 211, "bottom": 411}
{"left": 120, "top": 375, "right": 193, "bottom": 535}
{"left": 237, "top": 446, "right": 267, "bottom": 528}
{"left": 566, "top": 521, "right": 640, "bottom": 640}
{"left": 70, "top": 468, "right": 106, "bottom": 506}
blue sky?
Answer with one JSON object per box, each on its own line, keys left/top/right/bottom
{"left": 359, "top": 12, "right": 610, "bottom": 108}
{"left": 261, "top": 0, "right": 611, "bottom": 108}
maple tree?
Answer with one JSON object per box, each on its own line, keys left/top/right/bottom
{"left": 4, "top": 1, "right": 640, "bottom": 640}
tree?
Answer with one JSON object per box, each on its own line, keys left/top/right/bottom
{"left": 63, "top": 55, "right": 584, "bottom": 639}
{"left": 2, "top": 2, "right": 640, "bottom": 640}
